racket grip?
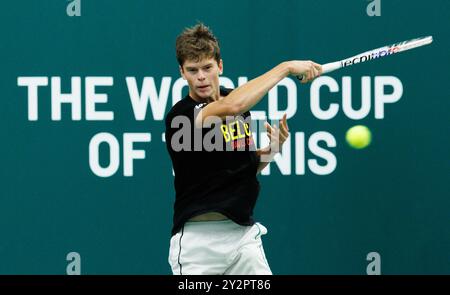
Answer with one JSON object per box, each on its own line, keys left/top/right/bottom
{"left": 296, "top": 61, "right": 342, "bottom": 81}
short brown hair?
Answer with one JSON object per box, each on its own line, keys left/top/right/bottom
{"left": 176, "top": 23, "right": 221, "bottom": 66}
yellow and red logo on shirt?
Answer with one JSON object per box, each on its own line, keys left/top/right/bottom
{"left": 220, "top": 119, "right": 254, "bottom": 150}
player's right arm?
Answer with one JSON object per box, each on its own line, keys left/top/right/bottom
{"left": 195, "top": 60, "right": 321, "bottom": 127}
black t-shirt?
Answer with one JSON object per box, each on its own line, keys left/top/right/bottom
{"left": 165, "top": 88, "right": 260, "bottom": 235}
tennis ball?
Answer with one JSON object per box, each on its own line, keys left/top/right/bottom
{"left": 346, "top": 125, "right": 372, "bottom": 149}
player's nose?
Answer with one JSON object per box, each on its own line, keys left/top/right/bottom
{"left": 197, "top": 70, "right": 206, "bottom": 80}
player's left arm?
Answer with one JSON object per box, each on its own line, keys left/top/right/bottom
{"left": 256, "top": 114, "right": 289, "bottom": 174}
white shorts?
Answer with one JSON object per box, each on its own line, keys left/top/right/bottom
{"left": 168, "top": 219, "right": 272, "bottom": 275}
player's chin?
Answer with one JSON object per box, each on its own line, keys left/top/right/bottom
{"left": 196, "top": 88, "right": 213, "bottom": 98}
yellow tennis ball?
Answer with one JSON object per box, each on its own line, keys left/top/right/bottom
{"left": 346, "top": 125, "right": 372, "bottom": 149}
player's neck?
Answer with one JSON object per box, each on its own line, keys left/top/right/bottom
{"left": 189, "top": 90, "right": 221, "bottom": 103}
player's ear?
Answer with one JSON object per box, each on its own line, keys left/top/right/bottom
{"left": 179, "top": 65, "right": 186, "bottom": 80}
{"left": 218, "top": 59, "right": 223, "bottom": 75}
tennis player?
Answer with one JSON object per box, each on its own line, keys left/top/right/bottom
{"left": 165, "top": 23, "right": 321, "bottom": 275}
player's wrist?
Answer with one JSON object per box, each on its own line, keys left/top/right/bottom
{"left": 279, "top": 61, "right": 293, "bottom": 76}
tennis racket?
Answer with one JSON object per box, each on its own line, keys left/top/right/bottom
{"left": 297, "top": 36, "right": 433, "bottom": 80}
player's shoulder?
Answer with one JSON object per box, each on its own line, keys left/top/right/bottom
{"left": 165, "top": 96, "right": 202, "bottom": 127}
{"left": 165, "top": 87, "right": 235, "bottom": 124}
{"left": 167, "top": 88, "right": 233, "bottom": 115}
{"left": 166, "top": 97, "right": 193, "bottom": 118}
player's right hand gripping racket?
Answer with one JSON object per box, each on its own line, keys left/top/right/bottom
{"left": 297, "top": 36, "right": 433, "bottom": 81}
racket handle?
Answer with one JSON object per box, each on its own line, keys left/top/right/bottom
{"left": 296, "top": 61, "right": 342, "bottom": 81}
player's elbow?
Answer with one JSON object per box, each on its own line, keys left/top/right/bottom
{"left": 195, "top": 100, "right": 244, "bottom": 128}
{"left": 229, "top": 102, "right": 244, "bottom": 116}
{"left": 221, "top": 99, "right": 244, "bottom": 116}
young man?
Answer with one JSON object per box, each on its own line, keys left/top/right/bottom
{"left": 165, "top": 23, "right": 321, "bottom": 275}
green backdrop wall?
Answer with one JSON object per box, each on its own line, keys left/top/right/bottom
{"left": 0, "top": 0, "right": 449, "bottom": 274}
